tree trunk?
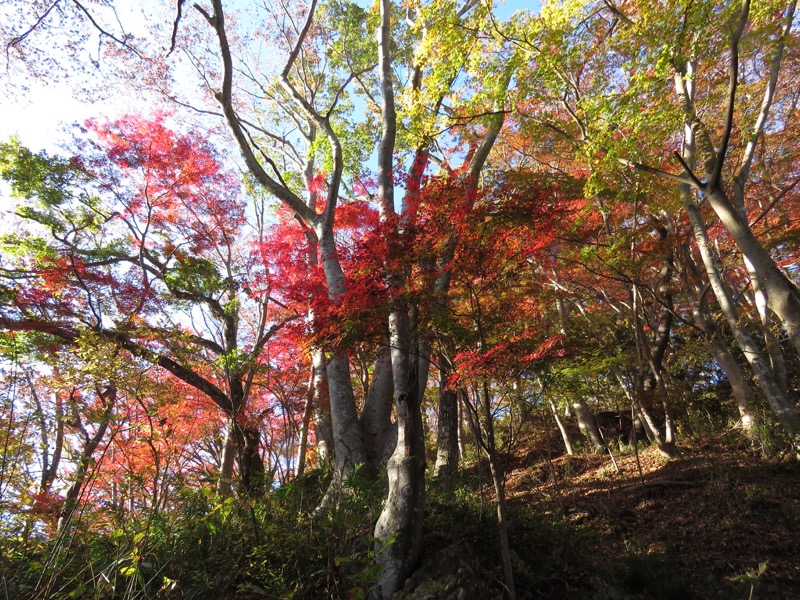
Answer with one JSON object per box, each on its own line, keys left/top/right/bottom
{"left": 669, "top": 35, "right": 800, "bottom": 357}
{"left": 317, "top": 229, "right": 370, "bottom": 489}
{"left": 295, "top": 369, "right": 316, "bottom": 477}
{"left": 435, "top": 351, "right": 460, "bottom": 477}
{"left": 311, "top": 347, "right": 334, "bottom": 463}
{"left": 707, "top": 335, "right": 757, "bottom": 432}
{"left": 705, "top": 186, "right": 800, "bottom": 358}
{"left": 216, "top": 418, "right": 236, "bottom": 496}
{"left": 374, "top": 308, "right": 426, "bottom": 599}
{"left": 572, "top": 400, "right": 605, "bottom": 452}
{"left": 26, "top": 372, "right": 64, "bottom": 496}
{"left": 235, "top": 421, "right": 266, "bottom": 496}
{"left": 681, "top": 245, "right": 758, "bottom": 431}
{"left": 744, "top": 256, "right": 789, "bottom": 392}
{"left": 549, "top": 397, "right": 574, "bottom": 456}
{"left": 417, "top": 338, "right": 432, "bottom": 408}
{"left": 479, "top": 382, "right": 516, "bottom": 599}
{"left": 58, "top": 386, "right": 115, "bottom": 533}
{"left": 686, "top": 201, "right": 800, "bottom": 455}
{"left": 326, "top": 348, "right": 369, "bottom": 483}
{"left": 360, "top": 345, "right": 396, "bottom": 466}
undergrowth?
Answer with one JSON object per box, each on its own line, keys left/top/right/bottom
{"left": 3, "top": 432, "right": 799, "bottom": 600}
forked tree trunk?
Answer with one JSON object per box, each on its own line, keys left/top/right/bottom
{"left": 705, "top": 186, "right": 800, "bottom": 358}
{"left": 686, "top": 202, "right": 800, "bottom": 455}
{"left": 669, "top": 12, "right": 800, "bottom": 357}
{"left": 374, "top": 308, "right": 426, "bottom": 599}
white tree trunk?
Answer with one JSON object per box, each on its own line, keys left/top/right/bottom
{"left": 686, "top": 202, "right": 800, "bottom": 455}
{"left": 549, "top": 398, "right": 574, "bottom": 456}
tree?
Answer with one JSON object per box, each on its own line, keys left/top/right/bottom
{"left": 505, "top": 0, "right": 800, "bottom": 454}
{"left": 0, "top": 116, "right": 296, "bottom": 495}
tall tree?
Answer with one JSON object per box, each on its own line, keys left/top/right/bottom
{"left": 0, "top": 118, "right": 295, "bottom": 494}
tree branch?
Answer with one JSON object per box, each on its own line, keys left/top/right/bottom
{"left": 167, "top": 0, "right": 188, "bottom": 56}
{"left": 712, "top": 0, "right": 750, "bottom": 189}
{"left": 0, "top": 316, "right": 233, "bottom": 410}
{"left": 281, "top": 0, "right": 317, "bottom": 78}
{"left": 616, "top": 156, "right": 694, "bottom": 186}
{"left": 202, "top": 0, "right": 316, "bottom": 225}
{"left": 7, "top": 0, "right": 63, "bottom": 51}
{"left": 734, "top": 0, "right": 797, "bottom": 205}
{"left": 72, "top": 0, "right": 142, "bottom": 58}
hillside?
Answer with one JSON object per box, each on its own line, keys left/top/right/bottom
{"left": 400, "top": 430, "right": 800, "bottom": 600}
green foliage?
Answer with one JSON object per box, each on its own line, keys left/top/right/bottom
{"left": 163, "top": 255, "right": 223, "bottom": 296}
{"left": 0, "top": 467, "right": 403, "bottom": 599}
{"left": 749, "top": 418, "right": 789, "bottom": 460}
{"left": 0, "top": 138, "right": 81, "bottom": 208}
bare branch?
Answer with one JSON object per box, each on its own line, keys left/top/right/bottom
{"left": 671, "top": 152, "right": 705, "bottom": 189}
{"left": 457, "top": 0, "right": 480, "bottom": 18}
{"left": 749, "top": 175, "right": 800, "bottom": 228}
{"left": 616, "top": 156, "right": 695, "bottom": 186}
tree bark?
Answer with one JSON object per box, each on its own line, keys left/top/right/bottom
{"left": 317, "top": 229, "right": 370, "bottom": 486}
{"left": 686, "top": 202, "right": 800, "bottom": 455}
{"left": 360, "top": 345, "right": 395, "bottom": 466}
{"left": 311, "top": 347, "right": 333, "bottom": 463}
{"left": 704, "top": 186, "right": 800, "bottom": 358}
{"left": 435, "top": 351, "right": 460, "bottom": 477}
{"left": 549, "top": 397, "right": 574, "bottom": 456}
{"left": 295, "top": 369, "right": 316, "bottom": 477}
{"left": 234, "top": 420, "right": 266, "bottom": 496}
{"left": 668, "top": 10, "right": 800, "bottom": 357}
{"left": 216, "top": 419, "right": 236, "bottom": 496}
{"left": 679, "top": 242, "right": 757, "bottom": 431}
{"left": 707, "top": 335, "right": 757, "bottom": 432}
{"left": 572, "top": 400, "right": 605, "bottom": 452}
{"left": 374, "top": 312, "right": 426, "bottom": 599}
{"left": 326, "top": 348, "right": 369, "bottom": 483}
{"left": 744, "top": 256, "right": 789, "bottom": 391}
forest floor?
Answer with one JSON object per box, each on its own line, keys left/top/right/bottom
{"left": 414, "top": 427, "right": 800, "bottom": 600}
